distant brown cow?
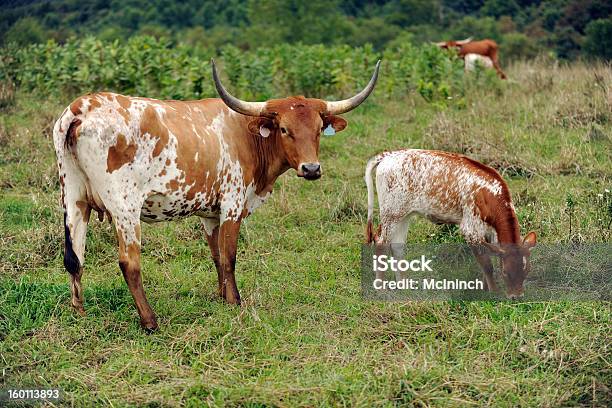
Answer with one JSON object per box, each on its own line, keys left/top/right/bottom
{"left": 435, "top": 38, "right": 507, "bottom": 79}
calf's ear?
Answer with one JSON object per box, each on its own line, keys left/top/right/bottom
{"left": 523, "top": 232, "right": 537, "bottom": 250}
{"left": 324, "top": 115, "right": 347, "bottom": 133}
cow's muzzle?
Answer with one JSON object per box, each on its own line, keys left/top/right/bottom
{"left": 506, "top": 289, "right": 524, "bottom": 300}
{"left": 299, "top": 163, "right": 321, "bottom": 180}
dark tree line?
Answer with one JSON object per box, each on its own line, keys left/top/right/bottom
{"left": 1, "top": 0, "right": 611, "bottom": 60}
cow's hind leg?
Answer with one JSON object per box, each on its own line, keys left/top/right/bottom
{"left": 490, "top": 49, "right": 507, "bottom": 79}
{"left": 60, "top": 163, "right": 90, "bottom": 315}
{"left": 114, "top": 216, "right": 158, "bottom": 331}
{"left": 64, "top": 204, "right": 90, "bottom": 315}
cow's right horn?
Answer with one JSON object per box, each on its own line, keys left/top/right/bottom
{"left": 211, "top": 59, "right": 269, "bottom": 117}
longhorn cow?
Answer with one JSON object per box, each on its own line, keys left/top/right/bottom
{"left": 53, "top": 60, "right": 380, "bottom": 331}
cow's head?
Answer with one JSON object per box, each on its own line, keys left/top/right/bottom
{"left": 212, "top": 59, "right": 380, "bottom": 180}
{"left": 433, "top": 37, "right": 472, "bottom": 49}
{"left": 485, "top": 231, "right": 537, "bottom": 299}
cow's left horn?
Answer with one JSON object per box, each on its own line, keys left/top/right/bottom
{"left": 211, "top": 59, "right": 268, "bottom": 117}
{"left": 325, "top": 60, "right": 381, "bottom": 115}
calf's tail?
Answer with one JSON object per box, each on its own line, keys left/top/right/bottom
{"left": 364, "top": 154, "right": 383, "bottom": 243}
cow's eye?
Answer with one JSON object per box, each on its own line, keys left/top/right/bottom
{"left": 280, "top": 127, "right": 287, "bottom": 134}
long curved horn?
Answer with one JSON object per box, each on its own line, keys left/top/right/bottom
{"left": 432, "top": 41, "right": 447, "bottom": 47}
{"left": 211, "top": 59, "right": 268, "bottom": 117}
{"left": 325, "top": 60, "right": 381, "bottom": 115}
{"left": 456, "top": 37, "right": 473, "bottom": 45}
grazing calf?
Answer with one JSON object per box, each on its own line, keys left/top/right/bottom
{"left": 364, "top": 149, "right": 536, "bottom": 299}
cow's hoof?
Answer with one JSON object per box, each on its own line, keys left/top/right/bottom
{"left": 72, "top": 304, "right": 86, "bottom": 316}
{"left": 220, "top": 289, "right": 241, "bottom": 305}
{"left": 225, "top": 296, "right": 241, "bottom": 306}
{"left": 140, "top": 318, "right": 159, "bottom": 333}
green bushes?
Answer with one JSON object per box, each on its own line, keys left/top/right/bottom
{"left": 0, "top": 36, "right": 213, "bottom": 100}
{"left": 584, "top": 18, "right": 612, "bottom": 60}
{"left": 0, "top": 36, "right": 471, "bottom": 104}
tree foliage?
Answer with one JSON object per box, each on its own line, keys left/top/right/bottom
{"left": 584, "top": 18, "right": 612, "bottom": 60}
{"left": 0, "top": 0, "right": 610, "bottom": 59}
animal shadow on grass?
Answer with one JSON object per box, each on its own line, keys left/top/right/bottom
{"left": 0, "top": 280, "right": 70, "bottom": 337}
{"left": 0, "top": 279, "right": 150, "bottom": 335}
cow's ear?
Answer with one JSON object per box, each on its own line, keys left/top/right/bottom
{"left": 324, "top": 115, "right": 347, "bottom": 133}
{"left": 248, "top": 118, "right": 275, "bottom": 137}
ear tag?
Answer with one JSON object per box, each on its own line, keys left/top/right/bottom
{"left": 323, "top": 124, "right": 335, "bottom": 136}
{"left": 259, "top": 126, "right": 270, "bottom": 138}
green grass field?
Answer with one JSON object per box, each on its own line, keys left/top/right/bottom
{"left": 0, "top": 61, "right": 610, "bottom": 406}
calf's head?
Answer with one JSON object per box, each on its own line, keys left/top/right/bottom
{"left": 212, "top": 59, "right": 380, "bottom": 180}
{"left": 486, "top": 232, "right": 537, "bottom": 299}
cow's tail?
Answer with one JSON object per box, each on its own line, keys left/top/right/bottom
{"left": 364, "top": 154, "right": 383, "bottom": 243}
{"left": 53, "top": 109, "right": 87, "bottom": 277}
{"left": 53, "top": 108, "right": 82, "bottom": 153}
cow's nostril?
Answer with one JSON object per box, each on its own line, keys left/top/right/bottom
{"left": 300, "top": 163, "right": 321, "bottom": 180}
{"left": 302, "top": 163, "right": 320, "bottom": 174}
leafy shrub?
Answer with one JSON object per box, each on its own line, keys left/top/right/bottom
{"left": 0, "top": 36, "right": 474, "bottom": 105}
{"left": 0, "top": 79, "right": 15, "bottom": 110}
{"left": 502, "top": 32, "right": 540, "bottom": 61}
{"left": 3, "top": 17, "right": 46, "bottom": 46}
{"left": 584, "top": 18, "right": 612, "bottom": 60}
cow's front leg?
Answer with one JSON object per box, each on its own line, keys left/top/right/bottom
{"left": 218, "top": 219, "right": 242, "bottom": 305}
{"left": 202, "top": 218, "right": 223, "bottom": 297}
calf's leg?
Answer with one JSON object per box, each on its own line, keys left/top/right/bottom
{"left": 377, "top": 216, "right": 410, "bottom": 281}
{"left": 470, "top": 246, "right": 499, "bottom": 292}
